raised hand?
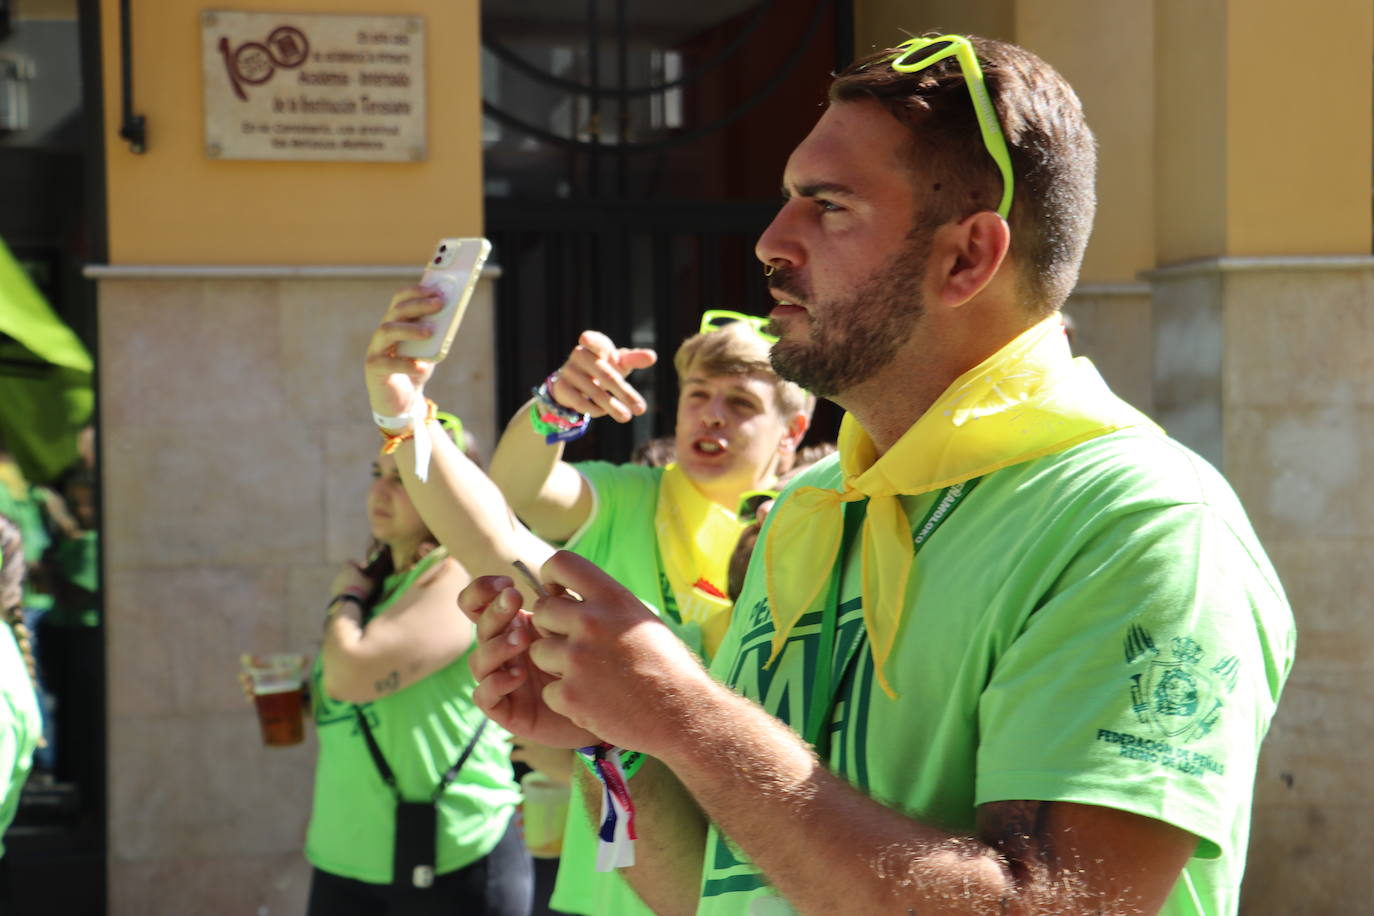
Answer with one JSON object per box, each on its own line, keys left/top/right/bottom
{"left": 548, "top": 330, "right": 657, "bottom": 423}
{"left": 364, "top": 286, "right": 444, "bottom": 419}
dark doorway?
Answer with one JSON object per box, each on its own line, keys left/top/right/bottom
{"left": 481, "top": 0, "right": 851, "bottom": 464}
{"left": 0, "top": 1, "right": 107, "bottom": 912}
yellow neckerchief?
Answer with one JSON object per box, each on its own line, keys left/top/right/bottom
{"left": 0, "top": 460, "right": 26, "bottom": 501}
{"left": 764, "top": 315, "right": 1158, "bottom": 698}
{"left": 655, "top": 463, "right": 749, "bottom": 659}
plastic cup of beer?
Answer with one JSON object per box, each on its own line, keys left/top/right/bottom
{"left": 520, "top": 770, "right": 570, "bottom": 858}
{"left": 241, "top": 653, "right": 308, "bottom": 747}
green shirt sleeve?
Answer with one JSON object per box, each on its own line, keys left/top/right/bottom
{"left": 975, "top": 499, "right": 1294, "bottom": 863}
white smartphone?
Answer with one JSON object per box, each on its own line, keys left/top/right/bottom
{"left": 396, "top": 237, "right": 491, "bottom": 362}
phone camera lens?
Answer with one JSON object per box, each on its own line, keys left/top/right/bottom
{"left": 433, "top": 256, "right": 441, "bottom": 264}
{"left": 438, "top": 245, "right": 447, "bottom": 252}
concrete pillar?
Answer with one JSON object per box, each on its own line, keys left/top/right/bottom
{"left": 1152, "top": 2, "right": 1374, "bottom": 911}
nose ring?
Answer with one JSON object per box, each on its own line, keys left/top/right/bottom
{"left": 763, "top": 264, "right": 775, "bottom": 277}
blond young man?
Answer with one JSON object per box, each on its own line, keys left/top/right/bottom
{"left": 491, "top": 321, "right": 810, "bottom": 660}
{"left": 490, "top": 320, "right": 810, "bottom": 916}
{"left": 459, "top": 34, "right": 1295, "bottom": 916}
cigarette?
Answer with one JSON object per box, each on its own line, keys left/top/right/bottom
{"left": 511, "top": 559, "right": 550, "bottom": 599}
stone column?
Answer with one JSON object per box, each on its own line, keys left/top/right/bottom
{"left": 1152, "top": 1, "right": 1374, "bottom": 910}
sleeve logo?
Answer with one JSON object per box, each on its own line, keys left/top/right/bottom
{"left": 1125, "top": 626, "right": 1239, "bottom": 743}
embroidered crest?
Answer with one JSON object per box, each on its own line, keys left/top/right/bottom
{"left": 1125, "top": 626, "right": 1239, "bottom": 743}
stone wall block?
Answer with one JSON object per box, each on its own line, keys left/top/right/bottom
{"left": 1062, "top": 290, "right": 1154, "bottom": 414}
{"left": 278, "top": 278, "right": 398, "bottom": 423}
{"left": 1151, "top": 271, "right": 1223, "bottom": 463}
{"left": 1224, "top": 270, "right": 1374, "bottom": 408}
{"left": 1260, "top": 536, "right": 1374, "bottom": 670}
{"left": 1241, "top": 803, "right": 1374, "bottom": 913}
{"left": 1224, "top": 406, "right": 1374, "bottom": 540}
{"left": 286, "top": 564, "right": 338, "bottom": 652}
{"left": 1251, "top": 661, "right": 1374, "bottom": 807}
{"left": 108, "top": 712, "right": 314, "bottom": 864}
{"left": 323, "top": 423, "right": 382, "bottom": 565}
{"left": 99, "top": 279, "right": 286, "bottom": 426}
{"left": 103, "top": 422, "right": 325, "bottom": 569}
{"left": 104, "top": 566, "right": 288, "bottom": 717}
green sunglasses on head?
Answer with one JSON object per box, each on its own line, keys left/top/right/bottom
{"left": 434, "top": 410, "right": 467, "bottom": 452}
{"left": 699, "top": 309, "right": 779, "bottom": 344}
{"left": 888, "top": 34, "right": 1014, "bottom": 220}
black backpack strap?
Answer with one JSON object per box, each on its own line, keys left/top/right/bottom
{"left": 355, "top": 707, "right": 490, "bottom": 803}
{"left": 429, "top": 718, "right": 489, "bottom": 803}
{"left": 355, "top": 707, "right": 400, "bottom": 798}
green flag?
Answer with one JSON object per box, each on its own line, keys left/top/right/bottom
{"left": 0, "top": 237, "right": 93, "bottom": 483}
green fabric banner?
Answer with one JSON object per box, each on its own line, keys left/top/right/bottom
{"left": 0, "top": 238, "right": 93, "bottom": 484}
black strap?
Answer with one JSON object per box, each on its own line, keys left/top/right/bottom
{"left": 355, "top": 708, "right": 490, "bottom": 804}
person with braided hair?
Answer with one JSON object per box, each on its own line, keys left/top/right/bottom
{"left": 0, "top": 515, "right": 41, "bottom": 858}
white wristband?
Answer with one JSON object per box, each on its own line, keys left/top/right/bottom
{"left": 374, "top": 393, "right": 435, "bottom": 483}
{"left": 372, "top": 406, "right": 413, "bottom": 431}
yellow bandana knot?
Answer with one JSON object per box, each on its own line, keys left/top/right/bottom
{"left": 763, "top": 316, "right": 1157, "bottom": 702}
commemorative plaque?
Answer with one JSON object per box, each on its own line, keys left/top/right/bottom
{"left": 201, "top": 10, "right": 427, "bottom": 161}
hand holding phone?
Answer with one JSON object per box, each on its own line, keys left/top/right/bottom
{"left": 397, "top": 237, "right": 491, "bottom": 362}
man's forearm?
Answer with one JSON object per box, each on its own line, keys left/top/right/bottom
{"left": 576, "top": 757, "right": 706, "bottom": 916}
{"left": 654, "top": 685, "right": 1048, "bottom": 916}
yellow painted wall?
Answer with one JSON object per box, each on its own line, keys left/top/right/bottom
{"left": 1158, "top": 0, "right": 1372, "bottom": 262}
{"left": 1017, "top": 0, "right": 1155, "bottom": 284}
{"left": 1226, "top": 0, "right": 1371, "bottom": 255}
{"left": 99, "top": 0, "right": 482, "bottom": 265}
{"left": 20, "top": 0, "right": 78, "bottom": 18}
{"left": 1154, "top": 0, "right": 1228, "bottom": 264}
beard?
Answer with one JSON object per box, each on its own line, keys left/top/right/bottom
{"left": 766, "top": 231, "right": 930, "bottom": 399}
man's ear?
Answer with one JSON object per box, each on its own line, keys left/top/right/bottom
{"left": 934, "top": 211, "right": 1011, "bottom": 309}
{"left": 782, "top": 411, "right": 809, "bottom": 453}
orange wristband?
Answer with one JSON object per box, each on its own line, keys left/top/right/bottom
{"left": 379, "top": 398, "right": 438, "bottom": 455}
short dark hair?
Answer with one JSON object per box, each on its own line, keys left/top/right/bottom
{"left": 830, "top": 35, "right": 1096, "bottom": 312}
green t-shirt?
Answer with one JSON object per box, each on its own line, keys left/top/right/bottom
{"left": 0, "top": 615, "right": 40, "bottom": 858}
{"left": 305, "top": 551, "right": 520, "bottom": 884}
{"left": 47, "top": 531, "right": 99, "bottom": 627}
{"left": 0, "top": 475, "right": 53, "bottom": 613}
{"left": 700, "top": 428, "right": 1295, "bottom": 915}
{"left": 552, "top": 461, "right": 673, "bottom": 916}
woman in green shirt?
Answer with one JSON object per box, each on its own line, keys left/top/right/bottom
{"left": 304, "top": 435, "right": 531, "bottom": 915}
{"left": 0, "top": 516, "right": 41, "bottom": 863}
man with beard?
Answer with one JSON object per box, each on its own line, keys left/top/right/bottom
{"left": 459, "top": 34, "right": 1295, "bottom": 916}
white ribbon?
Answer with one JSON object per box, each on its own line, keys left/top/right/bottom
{"left": 371, "top": 392, "right": 434, "bottom": 482}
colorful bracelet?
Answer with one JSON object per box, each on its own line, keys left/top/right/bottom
{"left": 530, "top": 373, "right": 590, "bottom": 444}
{"left": 578, "top": 742, "right": 637, "bottom": 870}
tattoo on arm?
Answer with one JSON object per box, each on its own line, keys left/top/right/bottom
{"left": 980, "top": 800, "right": 1058, "bottom": 908}
{"left": 983, "top": 800, "right": 1055, "bottom": 871}
{"left": 374, "top": 670, "right": 401, "bottom": 696}
{"left": 977, "top": 801, "right": 1106, "bottom": 914}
